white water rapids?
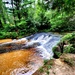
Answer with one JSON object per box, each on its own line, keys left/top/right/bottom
{"left": 0, "top": 32, "right": 61, "bottom": 75}
{"left": 25, "top": 32, "right": 61, "bottom": 60}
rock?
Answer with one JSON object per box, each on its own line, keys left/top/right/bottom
{"left": 33, "top": 54, "right": 75, "bottom": 75}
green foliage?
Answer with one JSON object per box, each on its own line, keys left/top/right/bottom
{"left": 46, "top": 65, "right": 52, "bottom": 69}
{"left": 63, "top": 45, "right": 75, "bottom": 53}
{"left": 0, "top": 0, "right": 75, "bottom": 39}
{"left": 44, "top": 60, "right": 49, "bottom": 65}
{"left": 0, "top": 0, "right": 10, "bottom": 27}
{"left": 53, "top": 46, "right": 62, "bottom": 58}
{"left": 0, "top": 32, "right": 18, "bottom": 39}
{"left": 39, "top": 59, "right": 53, "bottom": 74}
{"left": 53, "top": 32, "right": 75, "bottom": 58}
{"left": 62, "top": 33, "right": 75, "bottom": 53}
{"left": 49, "top": 0, "right": 75, "bottom": 32}
{"left": 45, "top": 8, "right": 75, "bottom": 32}
{"left": 53, "top": 33, "right": 75, "bottom": 58}
{"left": 62, "top": 33, "right": 73, "bottom": 41}
{"left": 62, "top": 33, "right": 75, "bottom": 42}
{"left": 39, "top": 67, "right": 44, "bottom": 73}
{"left": 52, "top": 0, "right": 75, "bottom": 13}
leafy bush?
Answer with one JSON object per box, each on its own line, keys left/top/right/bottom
{"left": 0, "top": 0, "right": 75, "bottom": 39}
{"left": 53, "top": 33, "right": 75, "bottom": 58}
{"left": 0, "top": 32, "right": 18, "bottom": 39}
{"left": 62, "top": 33, "right": 75, "bottom": 42}
{"left": 62, "top": 33, "right": 73, "bottom": 41}
{"left": 62, "top": 33, "right": 75, "bottom": 53}
{"left": 45, "top": 8, "right": 75, "bottom": 32}
{"left": 63, "top": 45, "right": 75, "bottom": 53}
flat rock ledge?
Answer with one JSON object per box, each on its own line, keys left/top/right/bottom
{"left": 33, "top": 54, "right": 75, "bottom": 75}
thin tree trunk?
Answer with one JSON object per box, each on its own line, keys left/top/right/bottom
{"left": 11, "top": 0, "right": 16, "bottom": 24}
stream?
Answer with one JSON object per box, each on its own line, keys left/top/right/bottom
{"left": 0, "top": 32, "right": 61, "bottom": 75}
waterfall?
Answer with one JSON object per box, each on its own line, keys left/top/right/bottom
{"left": 25, "top": 32, "right": 61, "bottom": 60}
{"left": 0, "top": 32, "right": 61, "bottom": 75}
{"left": 0, "top": 32, "right": 61, "bottom": 59}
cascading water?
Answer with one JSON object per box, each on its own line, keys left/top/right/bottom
{"left": 0, "top": 32, "right": 61, "bottom": 75}
{"left": 25, "top": 32, "right": 61, "bottom": 59}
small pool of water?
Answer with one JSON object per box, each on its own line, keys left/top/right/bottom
{"left": 0, "top": 48, "right": 43, "bottom": 75}
{"left": 0, "top": 33, "right": 61, "bottom": 75}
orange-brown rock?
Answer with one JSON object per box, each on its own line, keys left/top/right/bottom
{"left": 0, "top": 39, "right": 12, "bottom": 43}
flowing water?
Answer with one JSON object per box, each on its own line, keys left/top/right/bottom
{"left": 0, "top": 32, "right": 61, "bottom": 75}
{"left": 25, "top": 33, "right": 61, "bottom": 59}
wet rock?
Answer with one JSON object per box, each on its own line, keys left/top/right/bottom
{"left": 19, "top": 69, "right": 29, "bottom": 74}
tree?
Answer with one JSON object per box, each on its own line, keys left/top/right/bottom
{"left": 52, "top": 0, "right": 75, "bottom": 13}
{"left": 0, "top": 0, "right": 7, "bottom": 28}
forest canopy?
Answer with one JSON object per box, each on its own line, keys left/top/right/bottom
{"left": 0, "top": 0, "right": 75, "bottom": 39}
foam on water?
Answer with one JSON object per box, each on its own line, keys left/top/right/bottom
{"left": 25, "top": 33, "right": 61, "bottom": 60}
{"left": 0, "top": 32, "right": 60, "bottom": 59}
{"left": 0, "top": 32, "right": 61, "bottom": 75}
{"left": 3, "top": 33, "right": 60, "bottom": 60}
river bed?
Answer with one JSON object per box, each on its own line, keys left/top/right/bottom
{"left": 0, "top": 33, "right": 61, "bottom": 75}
